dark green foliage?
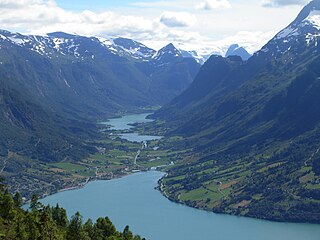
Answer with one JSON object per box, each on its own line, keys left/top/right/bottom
{"left": 13, "top": 192, "right": 22, "bottom": 208}
{"left": 0, "top": 190, "right": 144, "bottom": 239}
{"left": 123, "top": 225, "right": 133, "bottom": 240}
{"left": 30, "top": 195, "right": 43, "bottom": 212}
{"left": 93, "top": 217, "right": 117, "bottom": 239}
{"left": 0, "top": 194, "right": 15, "bottom": 221}
{"left": 0, "top": 82, "right": 97, "bottom": 164}
{"left": 52, "top": 204, "right": 68, "bottom": 228}
{"left": 83, "top": 219, "right": 95, "bottom": 239}
{"left": 66, "top": 212, "right": 85, "bottom": 240}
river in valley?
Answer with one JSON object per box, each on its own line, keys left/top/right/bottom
{"left": 40, "top": 113, "right": 320, "bottom": 240}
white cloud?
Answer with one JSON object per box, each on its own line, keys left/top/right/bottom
{"left": 0, "top": 0, "right": 160, "bottom": 38}
{"left": 196, "top": 0, "right": 231, "bottom": 10}
{"left": 143, "top": 29, "right": 275, "bottom": 57}
{"left": 212, "top": 31, "right": 276, "bottom": 54}
{"left": 131, "top": 1, "right": 177, "bottom": 8}
{"left": 160, "top": 11, "right": 196, "bottom": 27}
{"left": 156, "top": 30, "right": 276, "bottom": 57}
{"left": 0, "top": 0, "right": 292, "bottom": 57}
{"left": 0, "top": 0, "right": 43, "bottom": 8}
{"left": 262, "top": 0, "right": 308, "bottom": 7}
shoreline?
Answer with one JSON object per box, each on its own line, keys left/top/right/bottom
{"left": 156, "top": 176, "right": 320, "bottom": 226}
{"left": 22, "top": 170, "right": 140, "bottom": 206}
{"left": 27, "top": 168, "right": 320, "bottom": 226}
{"left": 38, "top": 166, "right": 166, "bottom": 202}
{"left": 34, "top": 111, "right": 160, "bottom": 202}
{"left": 26, "top": 111, "right": 320, "bottom": 225}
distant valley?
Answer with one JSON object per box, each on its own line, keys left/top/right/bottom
{"left": 0, "top": 0, "right": 319, "bottom": 228}
{"left": 0, "top": 30, "right": 202, "bottom": 197}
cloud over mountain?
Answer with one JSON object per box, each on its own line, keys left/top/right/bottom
{"left": 0, "top": 0, "right": 296, "bottom": 58}
{"left": 263, "top": 0, "right": 308, "bottom": 7}
{"left": 196, "top": 0, "right": 231, "bottom": 10}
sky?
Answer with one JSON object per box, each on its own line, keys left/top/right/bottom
{"left": 0, "top": 0, "right": 311, "bottom": 55}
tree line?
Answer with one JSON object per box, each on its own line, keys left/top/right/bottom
{"left": 0, "top": 180, "right": 145, "bottom": 240}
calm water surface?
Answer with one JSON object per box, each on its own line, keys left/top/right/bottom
{"left": 101, "top": 113, "right": 162, "bottom": 142}
{"left": 41, "top": 171, "right": 320, "bottom": 240}
{"left": 103, "top": 113, "right": 154, "bottom": 131}
{"left": 119, "top": 133, "right": 162, "bottom": 142}
{"left": 47, "top": 113, "right": 320, "bottom": 240}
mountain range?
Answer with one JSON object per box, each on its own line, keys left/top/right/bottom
{"left": 153, "top": 0, "right": 320, "bottom": 223}
{"left": 0, "top": 29, "right": 203, "bottom": 177}
{"left": 1, "top": 0, "right": 317, "bottom": 225}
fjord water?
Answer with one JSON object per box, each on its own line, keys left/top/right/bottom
{"left": 104, "top": 113, "right": 154, "bottom": 130}
{"left": 39, "top": 113, "right": 320, "bottom": 240}
{"left": 41, "top": 171, "right": 320, "bottom": 240}
{"left": 102, "top": 113, "right": 162, "bottom": 142}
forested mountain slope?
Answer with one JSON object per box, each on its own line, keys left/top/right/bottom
{"left": 0, "top": 30, "right": 200, "bottom": 196}
{"left": 154, "top": 0, "right": 320, "bottom": 223}
{"left": 0, "top": 29, "right": 200, "bottom": 156}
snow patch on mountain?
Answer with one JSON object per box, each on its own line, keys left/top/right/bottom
{"left": 257, "top": 0, "right": 320, "bottom": 57}
{"left": 306, "top": 32, "right": 320, "bottom": 45}
{"left": 178, "top": 49, "right": 205, "bottom": 64}
{"left": 127, "top": 47, "right": 144, "bottom": 56}
{"left": 96, "top": 37, "right": 116, "bottom": 52}
{"left": 96, "top": 36, "right": 114, "bottom": 46}
{"left": 97, "top": 37, "right": 119, "bottom": 55}
{"left": 8, "top": 36, "right": 28, "bottom": 45}
{"left": 0, "top": 30, "right": 208, "bottom": 64}
{"left": 276, "top": 27, "right": 299, "bottom": 39}
{"left": 52, "top": 38, "right": 66, "bottom": 51}
{"left": 96, "top": 36, "right": 156, "bottom": 60}
{"left": 151, "top": 43, "right": 183, "bottom": 65}
{"left": 31, "top": 43, "right": 47, "bottom": 55}
{"left": 276, "top": 9, "right": 320, "bottom": 41}
{"left": 306, "top": 10, "right": 320, "bottom": 29}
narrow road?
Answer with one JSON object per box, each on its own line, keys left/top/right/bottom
{"left": 0, "top": 158, "right": 7, "bottom": 173}
{"left": 304, "top": 146, "right": 320, "bottom": 166}
{"left": 134, "top": 150, "right": 141, "bottom": 165}
{"left": 0, "top": 151, "right": 10, "bottom": 173}
{"left": 134, "top": 141, "right": 146, "bottom": 165}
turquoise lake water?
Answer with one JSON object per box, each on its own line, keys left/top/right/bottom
{"left": 38, "top": 113, "right": 320, "bottom": 240}
{"left": 101, "top": 113, "right": 163, "bottom": 142}
{"left": 40, "top": 171, "right": 320, "bottom": 240}
{"left": 102, "top": 113, "right": 154, "bottom": 130}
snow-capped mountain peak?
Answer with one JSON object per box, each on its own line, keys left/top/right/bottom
{"left": 112, "top": 37, "right": 156, "bottom": 61}
{"left": 305, "top": 10, "right": 320, "bottom": 30}
{"left": 259, "top": 0, "right": 320, "bottom": 56}
{"left": 275, "top": 0, "right": 320, "bottom": 40}
{"left": 0, "top": 29, "right": 205, "bottom": 64}
{"left": 156, "top": 43, "right": 181, "bottom": 56}
{"left": 152, "top": 43, "right": 183, "bottom": 64}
